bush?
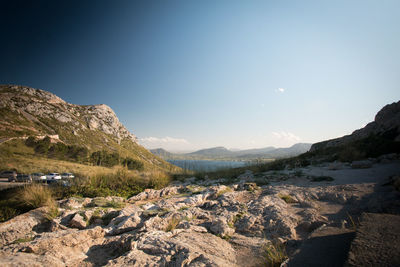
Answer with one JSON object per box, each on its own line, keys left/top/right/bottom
{"left": 56, "top": 169, "right": 167, "bottom": 199}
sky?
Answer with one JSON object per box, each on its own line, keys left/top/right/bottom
{"left": 1, "top": 0, "right": 400, "bottom": 152}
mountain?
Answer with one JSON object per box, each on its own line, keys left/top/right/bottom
{"left": 309, "top": 100, "right": 400, "bottom": 160}
{"left": 236, "top": 143, "right": 312, "bottom": 159}
{"left": 150, "top": 148, "right": 176, "bottom": 158}
{"left": 150, "top": 143, "right": 312, "bottom": 161}
{"left": 0, "top": 84, "right": 175, "bottom": 171}
{"left": 187, "top": 147, "right": 233, "bottom": 157}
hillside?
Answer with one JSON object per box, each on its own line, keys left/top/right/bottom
{"left": 309, "top": 100, "right": 400, "bottom": 162}
{"left": 0, "top": 85, "right": 177, "bottom": 172}
{"left": 150, "top": 143, "right": 312, "bottom": 161}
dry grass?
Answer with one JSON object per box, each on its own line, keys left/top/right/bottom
{"left": 262, "top": 241, "right": 288, "bottom": 267}
{"left": 0, "top": 153, "right": 113, "bottom": 176}
{"left": 18, "top": 184, "right": 55, "bottom": 208}
{"left": 17, "top": 184, "right": 59, "bottom": 219}
{"left": 216, "top": 187, "right": 233, "bottom": 197}
{"left": 165, "top": 216, "right": 181, "bottom": 232}
{"left": 278, "top": 194, "right": 296, "bottom": 204}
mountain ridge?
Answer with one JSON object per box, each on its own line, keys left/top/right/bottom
{"left": 0, "top": 84, "right": 174, "bottom": 171}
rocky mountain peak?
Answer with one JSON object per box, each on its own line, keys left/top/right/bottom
{"left": 7, "top": 84, "right": 66, "bottom": 104}
{"left": 0, "top": 84, "right": 137, "bottom": 144}
{"left": 83, "top": 104, "right": 136, "bottom": 142}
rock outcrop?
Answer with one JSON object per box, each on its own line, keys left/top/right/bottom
{"left": 311, "top": 100, "right": 400, "bottom": 151}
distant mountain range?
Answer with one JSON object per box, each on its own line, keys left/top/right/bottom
{"left": 150, "top": 143, "right": 312, "bottom": 161}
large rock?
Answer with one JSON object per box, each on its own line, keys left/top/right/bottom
{"left": 0, "top": 227, "right": 105, "bottom": 267}
{"left": 128, "top": 186, "right": 181, "bottom": 202}
{"left": 0, "top": 207, "right": 48, "bottom": 246}
{"left": 68, "top": 213, "right": 87, "bottom": 230}
{"left": 106, "top": 205, "right": 143, "bottom": 235}
{"left": 106, "top": 230, "right": 239, "bottom": 266}
{"left": 210, "top": 218, "right": 235, "bottom": 238}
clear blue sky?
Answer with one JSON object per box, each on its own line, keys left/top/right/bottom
{"left": 1, "top": 0, "right": 399, "bottom": 151}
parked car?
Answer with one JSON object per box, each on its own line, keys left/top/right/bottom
{"left": 15, "top": 174, "right": 32, "bottom": 182}
{"left": 31, "top": 173, "right": 47, "bottom": 181}
{"left": 46, "top": 173, "right": 61, "bottom": 180}
{"left": 61, "top": 172, "right": 75, "bottom": 179}
{"left": 1, "top": 170, "right": 17, "bottom": 181}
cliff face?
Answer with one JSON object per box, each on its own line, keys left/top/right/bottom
{"left": 311, "top": 100, "right": 400, "bottom": 152}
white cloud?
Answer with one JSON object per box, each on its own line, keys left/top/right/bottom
{"left": 139, "top": 136, "right": 190, "bottom": 150}
{"left": 276, "top": 88, "right": 285, "bottom": 93}
{"left": 272, "top": 131, "right": 301, "bottom": 143}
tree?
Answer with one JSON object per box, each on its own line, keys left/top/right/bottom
{"left": 34, "top": 136, "right": 51, "bottom": 155}
{"left": 122, "top": 157, "right": 144, "bottom": 171}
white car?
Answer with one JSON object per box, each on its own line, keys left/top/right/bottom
{"left": 46, "top": 173, "right": 61, "bottom": 180}
{"left": 31, "top": 173, "right": 47, "bottom": 181}
{"left": 61, "top": 172, "right": 75, "bottom": 179}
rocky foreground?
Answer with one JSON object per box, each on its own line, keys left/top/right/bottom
{"left": 1, "top": 159, "right": 400, "bottom": 266}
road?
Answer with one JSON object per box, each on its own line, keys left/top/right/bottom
{"left": 0, "top": 178, "right": 28, "bottom": 191}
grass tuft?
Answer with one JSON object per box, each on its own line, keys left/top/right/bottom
{"left": 278, "top": 194, "right": 296, "bottom": 204}
{"left": 262, "top": 241, "right": 288, "bottom": 267}
{"left": 165, "top": 216, "right": 181, "bottom": 232}
{"left": 13, "top": 236, "right": 34, "bottom": 244}
{"left": 216, "top": 187, "right": 233, "bottom": 197}
{"left": 18, "top": 184, "right": 56, "bottom": 209}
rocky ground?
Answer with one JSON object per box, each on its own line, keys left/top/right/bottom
{"left": 0, "top": 158, "right": 399, "bottom": 267}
